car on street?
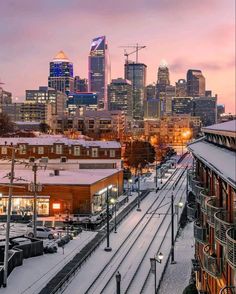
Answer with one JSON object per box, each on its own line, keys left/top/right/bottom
{"left": 26, "top": 226, "right": 57, "bottom": 239}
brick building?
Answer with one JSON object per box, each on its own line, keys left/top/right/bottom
{"left": 187, "top": 120, "right": 236, "bottom": 293}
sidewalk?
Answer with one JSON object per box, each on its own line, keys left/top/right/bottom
{"left": 158, "top": 222, "right": 194, "bottom": 294}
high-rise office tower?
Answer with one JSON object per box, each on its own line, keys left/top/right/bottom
{"left": 88, "top": 36, "right": 109, "bottom": 110}
{"left": 172, "top": 97, "right": 193, "bottom": 115}
{"left": 146, "top": 84, "right": 156, "bottom": 100}
{"left": 175, "top": 79, "right": 187, "bottom": 97}
{"left": 125, "top": 62, "right": 147, "bottom": 120}
{"left": 108, "top": 78, "right": 132, "bottom": 119}
{"left": 74, "top": 76, "right": 88, "bottom": 93}
{"left": 186, "top": 69, "right": 205, "bottom": 97}
{"left": 26, "top": 86, "right": 67, "bottom": 116}
{"left": 0, "top": 86, "right": 12, "bottom": 104}
{"left": 48, "top": 51, "right": 74, "bottom": 94}
{"left": 193, "top": 96, "right": 217, "bottom": 126}
{"left": 156, "top": 60, "right": 170, "bottom": 97}
{"left": 164, "top": 85, "right": 176, "bottom": 115}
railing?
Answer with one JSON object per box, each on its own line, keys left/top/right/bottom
{"left": 187, "top": 203, "right": 197, "bottom": 221}
{"left": 194, "top": 184, "right": 204, "bottom": 204}
{"left": 187, "top": 169, "right": 195, "bottom": 191}
{"left": 226, "top": 228, "right": 236, "bottom": 270}
{"left": 215, "top": 211, "right": 234, "bottom": 246}
{"left": 199, "top": 190, "right": 210, "bottom": 213}
{"left": 203, "top": 244, "right": 222, "bottom": 278}
{"left": 206, "top": 197, "right": 223, "bottom": 227}
{"left": 194, "top": 221, "right": 207, "bottom": 243}
{"left": 220, "top": 286, "right": 236, "bottom": 294}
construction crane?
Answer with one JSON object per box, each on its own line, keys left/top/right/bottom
{"left": 120, "top": 44, "right": 146, "bottom": 64}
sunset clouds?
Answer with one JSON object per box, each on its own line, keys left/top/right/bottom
{"left": 0, "top": 0, "right": 235, "bottom": 111}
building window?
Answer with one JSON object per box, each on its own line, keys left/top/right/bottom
{"left": 61, "top": 157, "right": 67, "bottom": 163}
{"left": 38, "top": 146, "right": 44, "bottom": 155}
{"left": 74, "top": 146, "right": 80, "bottom": 156}
{"left": 40, "top": 157, "right": 48, "bottom": 163}
{"left": 19, "top": 144, "right": 26, "bottom": 154}
{"left": 32, "top": 147, "right": 36, "bottom": 153}
{"left": 110, "top": 150, "right": 115, "bottom": 158}
{"left": 55, "top": 145, "right": 63, "bottom": 154}
{"left": 91, "top": 148, "right": 98, "bottom": 158}
{"left": 1, "top": 147, "right": 7, "bottom": 155}
{"left": 87, "top": 149, "right": 90, "bottom": 156}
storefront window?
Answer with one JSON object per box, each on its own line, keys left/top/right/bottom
{"left": 0, "top": 197, "right": 49, "bottom": 216}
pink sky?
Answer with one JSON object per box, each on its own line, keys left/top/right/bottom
{"left": 0, "top": 0, "right": 235, "bottom": 112}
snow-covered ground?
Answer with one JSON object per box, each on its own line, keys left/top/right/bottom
{"left": 159, "top": 222, "right": 194, "bottom": 294}
{"left": 62, "top": 157, "right": 191, "bottom": 294}
{"left": 0, "top": 231, "right": 96, "bottom": 294}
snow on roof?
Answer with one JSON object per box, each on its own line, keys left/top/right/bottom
{"left": 188, "top": 139, "right": 236, "bottom": 188}
{"left": 0, "top": 168, "right": 120, "bottom": 186}
{"left": 202, "top": 120, "right": 236, "bottom": 133}
{"left": 0, "top": 136, "right": 121, "bottom": 148}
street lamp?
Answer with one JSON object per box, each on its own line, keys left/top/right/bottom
{"left": 116, "top": 271, "right": 121, "bottom": 294}
{"left": 137, "top": 169, "right": 141, "bottom": 211}
{"left": 175, "top": 201, "right": 184, "bottom": 226}
{"left": 128, "top": 178, "right": 132, "bottom": 199}
{"left": 104, "top": 185, "right": 113, "bottom": 252}
{"left": 110, "top": 198, "right": 117, "bottom": 233}
{"left": 150, "top": 252, "right": 164, "bottom": 293}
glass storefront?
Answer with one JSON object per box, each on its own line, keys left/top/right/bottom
{"left": 0, "top": 196, "right": 50, "bottom": 216}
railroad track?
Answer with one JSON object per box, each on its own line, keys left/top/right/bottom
{"left": 81, "top": 155, "right": 192, "bottom": 294}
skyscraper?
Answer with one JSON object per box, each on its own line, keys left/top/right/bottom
{"left": 74, "top": 76, "right": 88, "bottom": 93}
{"left": 193, "top": 96, "right": 217, "bottom": 126}
{"left": 186, "top": 69, "right": 205, "bottom": 97}
{"left": 125, "top": 62, "right": 147, "bottom": 120}
{"left": 172, "top": 97, "right": 193, "bottom": 115}
{"left": 156, "top": 60, "right": 170, "bottom": 97}
{"left": 146, "top": 84, "right": 156, "bottom": 100}
{"left": 108, "top": 78, "right": 132, "bottom": 119}
{"left": 48, "top": 51, "right": 74, "bottom": 94}
{"left": 175, "top": 79, "right": 187, "bottom": 97}
{"left": 88, "top": 36, "right": 109, "bottom": 110}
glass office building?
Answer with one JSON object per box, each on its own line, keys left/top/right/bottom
{"left": 88, "top": 36, "right": 109, "bottom": 109}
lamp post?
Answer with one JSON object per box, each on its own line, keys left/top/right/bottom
{"left": 110, "top": 198, "right": 117, "bottom": 233}
{"left": 137, "top": 169, "right": 141, "bottom": 211}
{"left": 150, "top": 252, "right": 164, "bottom": 293}
{"left": 116, "top": 271, "right": 121, "bottom": 294}
{"left": 171, "top": 191, "right": 183, "bottom": 264}
{"left": 128, "top": 178, "right": 132, "bottom": 200}
{"left": 104, "top": 185, "right": 112, "bottom": 252}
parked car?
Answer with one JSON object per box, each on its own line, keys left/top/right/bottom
{"left": 26, "top": 226, "right": 57, "bottom": 239}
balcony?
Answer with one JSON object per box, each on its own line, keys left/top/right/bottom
{"left": 226, "top": 228, "right": 236, "bottom": 270}
{"left": 194, "top": 183, "right": 204, "bottom": 204}
{"left": 203, "top": 244, "right": 222, "bottom": 278}
{"left": 194, "top": 221, "right": 207, "bottom": 243}
{"left": 199, "top": 190, "right": 211, "bottom": 213}
{"left": 206, "top": 197, "right": 223, "bottom": 227}
{"left": 187, "top": 203, "right": 197, "bottom": 221}
{"left": 215, "top": 211, "right": 234, "bottom": 246}
{"left": 187, "top": 169, "right": 195, "bottom": 191}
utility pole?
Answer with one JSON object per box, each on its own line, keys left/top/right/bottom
{"left": 171, "top": 191, "right": 176, "bottom": 264}
{"left": 3, "top": 146, "right": 15, "bottom": 287}
{"left": 104, "top": 186, "right": 112, "bottom": 251}
{"left": 2, "top": 145, "right": 25, "bottom": 287}
{"left": 137, "top": 168, "right": 141, "bottom": 211}
{"left": 32, "top": 164, "right": 37, "bottom": 238}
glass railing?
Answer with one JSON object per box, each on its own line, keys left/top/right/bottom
{"left": 215, "top": 211, "right": 234, "bottom": 246}
{"left": 194, "top": 221, "right": 207, "bottom": 243}
{"left": 226, "top": 228, "right": 236, "bottom": 270}
{"left": 206, "top": 197, "right": 223, "bottom": 227}
{"left": 203, "top": 244, "right": 222, "bottom": 278}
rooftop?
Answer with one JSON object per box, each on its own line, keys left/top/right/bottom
{"left": 0, "top": 168, "right": 120, "bottom": 186}
{"left": 0, "top": 136, "right": 121, "bottom": 148}
{"left": 53, "top": 50, "right": 70, "bottom": 62}
{"left": 202, "top": 120, "right": 236, "bottom": 133}
{"left": 188, "top": 139, "right": 236, "bottom": 189}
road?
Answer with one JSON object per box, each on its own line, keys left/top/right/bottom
{"left": 61, "top": 154, "right": 192, "bottom": 294}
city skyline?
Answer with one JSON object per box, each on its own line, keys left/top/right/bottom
{"left": 0, "top": 0, "right": 235, "bottom": 112}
